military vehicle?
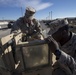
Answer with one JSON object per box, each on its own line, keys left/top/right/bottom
{"left": 8, "top": 21, "right": 14, "bottom": 28}
{"left": 0, "top": 33, "right": 52, "bottom": 75}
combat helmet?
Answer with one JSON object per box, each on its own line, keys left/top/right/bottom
{"left": 25, "top": 7, "right": 36, "bottom": 15}
{"left": 48, "top": 18, "right": 69, "bottom": 34}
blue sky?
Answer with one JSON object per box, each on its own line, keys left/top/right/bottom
{"left": 0, "top": 0, "right": 76, "bottom": 20}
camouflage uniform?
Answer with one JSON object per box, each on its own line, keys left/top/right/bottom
{"left": 52, "top": 32, "right": 76, "bottom": 75}
{"left": 11, "top": 7, "right": 43, "bottom": 41}
{"left": 48, "top": 18, "right": 68, "bottom": 35}
{"left": 51, "top": 19, "right": 76, "bottom": 75}
{"left": 47, "top": 19, "right": 76, "bottom": 75}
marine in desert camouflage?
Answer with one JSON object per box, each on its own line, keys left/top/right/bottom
{"left": 47, "top": 19, "right": 76, "bottom": 75}
{"left": 11, "top": 7, "right": 44, "bottom": 41}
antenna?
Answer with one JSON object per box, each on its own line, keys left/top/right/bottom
{"left": 20, "top": 6, "right": 23, "bottom": 17}
{"left": 20, "top": 2, "right": 23, "bottom": 17}
{"left": 49, "top": 11, "right": 52, "bottom": 20}
{"left": 51, "top": 11, "right": 52, "bottom": 20}
{"left": 49, "top": 12, "right": 51, "bottom": 20}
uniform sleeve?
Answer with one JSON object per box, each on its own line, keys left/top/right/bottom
{"left": 58, "top": 51, "right": 76, "bottom": 72}
{"left": 35, "top": 20, "right": 42, "bottom": 33}
{"left": 11, "top": 19, "right": 21, "bottom": 35}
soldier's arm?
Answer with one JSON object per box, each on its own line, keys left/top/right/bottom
{"left": 46, "top": 36, "right": 76, "bottom": 73}
{"left": 34, "top": 19, "right": 42, "bottom": 33}
{"left": 11, "top": 19, "right": 21, "bottom": 35}
{"left": 57, "top": 50, "right": 76, "bottom": 72}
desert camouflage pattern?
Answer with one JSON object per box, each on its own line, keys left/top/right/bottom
{"left": 48, "top": 19, "right": 69, "bottom": 34}
{"left": 11, "top": 6, "right": 44, "bottom": 40}
{"left": 26, "top": 6, "right": 36, "bottom": 13}
{"left": 11, "top": 17, "right": 43, "bottom": 40}
{"left": 52, "top": 32, "right": 76, "bottom": 75}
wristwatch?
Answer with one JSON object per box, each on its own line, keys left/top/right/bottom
{"left": 54, "top": 49, "right": 61, "bottom": 60}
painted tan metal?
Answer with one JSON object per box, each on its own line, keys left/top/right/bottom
{"left": 0, "top": 33, "right": 53, "bottom": 75}
{"left": 14, "top": 33, "right": 23, "bottom": 45}
{"left": 52, "top": 53, "right": 56, "bottom": 65}
{"left": 0, "top": 33, "right": 15, "bottom": 71}
{"left": 16, "top": 40, "right": 47, "bottom": 47}
{"left": 14, "top": 38, "right": 52, "bottom": 75}
{"left": 15, "top": 47, "right": 25, "bottom": 72}
{"left": 0, "top": 33, "right": 14, "bottom": 45}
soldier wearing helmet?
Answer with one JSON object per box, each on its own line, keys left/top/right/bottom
{"left": 46, "top": 19, "right": 76, "bottom": 75}
{"left": 11, "top": 7, "right": 44, "bottom": 41}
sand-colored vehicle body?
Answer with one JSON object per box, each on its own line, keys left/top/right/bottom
{"left": 0, "top": 33, "right": 52, "bottom": 75}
